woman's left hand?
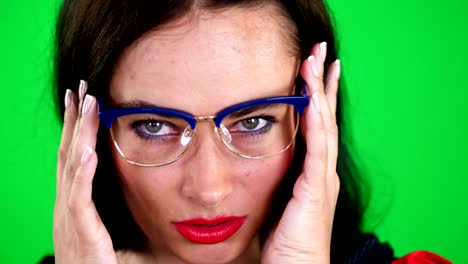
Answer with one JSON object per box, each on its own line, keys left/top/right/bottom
{"left": 262, "top": 42, "right": 341, "bottom": 264}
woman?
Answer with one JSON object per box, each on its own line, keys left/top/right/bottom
{"left": 50, "top": 0, "right": 450, "bottom": 263}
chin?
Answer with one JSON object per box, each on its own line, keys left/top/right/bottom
{"left": 171, "top": 245, "right": 243, "bottom": 264}
{"left": 164, "top": 234, "right": 259, "bottom": 264}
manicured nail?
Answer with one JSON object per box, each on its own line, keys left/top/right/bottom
{"left": 312, "top": 92, "right": 321, "bottom": 112}
{"left": 78, "top": 80, "right": 88, "bottom": 100}
{"left": 81, "top": 146, "right": 93, "bottom": 164}
{"left": 82, "top": 95, "right": 93, "bottom": 115}
{"left": 334, "top": 60, "right": 341, "bottom": 80}
{"left": 307, "top": 56, "right": 319, "bottom": 77}
{"left": 319, "top": 42, "right": 327, "bottom": 63}
{"left": 64, "top": 89, "right": 71, "bottom": 108}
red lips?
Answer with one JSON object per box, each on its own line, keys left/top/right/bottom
{"left": 172, "top": 216, "right": 247, "bottom": 244}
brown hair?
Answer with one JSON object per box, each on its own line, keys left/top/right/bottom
{"left": 55, "top": 1, "right": 366, "bottom": 262}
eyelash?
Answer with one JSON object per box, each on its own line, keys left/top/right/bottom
{"left": 129, "top": 114, "right": 277, "bottom": 141}
{"left": 130, "top": 119, "right": 178, "bottom": 142}
{"left": 232, "top": 115, "right": 277, "bottom": 135}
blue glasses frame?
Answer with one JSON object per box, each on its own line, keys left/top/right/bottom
{"left": 98, "top": 94, "right": 309, "bottom": 166}
{"left": 98, "top": 95, "right": 310, "bottom": 129}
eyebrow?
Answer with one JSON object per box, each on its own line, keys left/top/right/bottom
{"left": 228, "top": 104, "right": 281, "bottom": 119}
{"left": 110, "top": 89, "right": 293, "bottom": 117}
{"left": 111, "top": 95, "right": 288, "bottom": 110}
{"left": 109, "top": 75, "right": 299, "bottom": 108}
{"left": 110, "top": 99, "right": 161, "bottom": 109}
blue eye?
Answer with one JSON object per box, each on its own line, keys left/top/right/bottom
{"left": 230, "top": 116, "right": 276, "bottom": 135}
{"left": 143, "top": 121, "right": 164, "bottom": 134}
{"left": 131, "top": 120, "right": 178, "bottom": 139}
{"left": 240, "top": 118, "right": 266, "bottom": 131}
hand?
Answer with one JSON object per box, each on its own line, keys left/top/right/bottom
{"left": 53, "top": 81, "right": 118, "bottom": 264}
{"left": 262, "top": 42, "right": 341, "bottom": 264}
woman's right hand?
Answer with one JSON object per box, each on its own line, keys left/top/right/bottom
{"left": 53, "top": 81, "right": 118, "bottom": 264}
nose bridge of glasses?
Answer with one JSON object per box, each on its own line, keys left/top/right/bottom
{"left": 190, "top": 115, "right": 232, "bottom": 148}
{"left": 194, "top": 115, "right": 216, "bottom": 123}
{"left": 192, "top": 115, "right": 227, "bottom": 138}
{"left": 193, "top": 115, "right": 217, "bottom": 135}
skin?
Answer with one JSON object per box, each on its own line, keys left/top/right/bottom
{"left": 53, "top": 5, "right": 341, "bottom": 264}
{"left": 108, "top": 6, "right": 297, "bottom": 264}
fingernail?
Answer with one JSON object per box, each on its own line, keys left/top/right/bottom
{"left": 78, "top": 80, "right": 88, "bottom": 100}
{"left": 81, "top": 146, "right": 93, "bottom": 165}
{"left": 82, "top": 95, "right": 93, "bottom": 115}
{"left": 312, "top": 92, "right": 321, "bottom": 112}
{"left": 320, "top": 42, "right": 327, "bottom": 63}
{"left": 307, "top": 56, "right": 319, "bottom": 77}
{"left": 335, "top": 60, "right": 341, "bottom": 80}
{"left": 64, "top": 89, "right": 71, "bottom": 108}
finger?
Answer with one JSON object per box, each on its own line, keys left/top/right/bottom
{"left": 297, "top": 91, "right": 328, "bottom": 199}
{"left": 300, "top": 54, "right": 332, "bottom": 126}
{"left": 325, "top": 60, "right": 341, "bottom": 116}
{"left": 68, "top": 148, "right": 100, "bottom": 237}
{"left": 299, "top": 51, "right": 326, "bottom": 142}
{"left": 65, "top": 94, "right": 100, "bottom": 192}
{"left": 300, "top": 54, "right": 326, "bottom": 96}
{"left": 57, "top": 89, "right": 78, "bottom": 192}
{"left": 78, "top": 79, "right": 88, "bottom": 101}
{"left": 313, "top": 90, "right": 338, "bottom": 178}
{"left": 72, "top": 80, "right": 89, "bottom": 151}
{"left": 301, "top": 46, "right": 339, "bottom": 173}
{"left": 307, "top": 42, "right": 327, "bottom": 81}
{"left": 58, "top": 80, "right": 88, "bottom": 189}
{"left": 318, "top": 62, "right": 340, "bottom": 174}
{"left": 318, "top": 42, "right": 327, "bottom": 77}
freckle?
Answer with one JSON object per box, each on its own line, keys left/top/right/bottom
{"left": 231, "top": 45, "right": 242, "bottom": 53}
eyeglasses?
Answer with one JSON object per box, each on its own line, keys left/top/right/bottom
{"left": 98, "top": 96, "right": 309, "bottom": 167}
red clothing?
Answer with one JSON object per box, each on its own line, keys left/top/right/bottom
{"left": 393, "top": 251, "right": 452, "bottom": 264}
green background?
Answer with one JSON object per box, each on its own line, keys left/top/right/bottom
{"left": 1, "top": 0, "right": 466, "bottom": 263}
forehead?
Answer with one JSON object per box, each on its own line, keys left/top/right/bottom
{"left": 110, "top": 6, "right": 299, "bottom": 115}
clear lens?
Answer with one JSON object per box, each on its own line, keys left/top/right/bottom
{"left": 219, "top": 103, "right": 298, "bottom": 158}
{"left": 111, "top": 113, "right": 192, "bottom": 166}
{"left": 110, "top": 103, "right": 299, "bottom": 166}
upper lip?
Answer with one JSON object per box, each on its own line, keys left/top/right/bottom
{"left": 173, "top": 216, "right": 246, "bottom": 226}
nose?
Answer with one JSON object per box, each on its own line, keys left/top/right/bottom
{"left": 181, "top": 126, "right": 233, "bottom": 208}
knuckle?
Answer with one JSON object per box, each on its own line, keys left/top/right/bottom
{"left": 57, "top": 145, "right": 69, "bottom": 162}
{"left": 66, "top": 172, "right": 83, "bottom": 215}
{"left": 63, "top": 158, "right": 76, "bottom": 182}
{"left": 66, "top": 194, "right": 81, "bottom": 215}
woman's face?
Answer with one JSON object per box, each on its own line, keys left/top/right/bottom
{"left": 109, "top": 5, "right": 298, "bottom": 264}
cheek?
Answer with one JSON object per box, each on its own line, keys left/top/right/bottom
{"left": 113, "top": 145, "right": 295, "bottom": 201}
{"left": 112, "top": 145, "right": 294, "bottom": 225}
{"left": 240, "top": 148, "right": 294, "bottom": 207}
{"left": 111, "top": 149, "right": 182, "bottom": 221}
{"left": 112, "top": 146, "right": 175, "bottom": 189}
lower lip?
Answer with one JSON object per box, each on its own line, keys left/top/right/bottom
{"left": 173, "top": 216, "right": 247, "bottom": 244}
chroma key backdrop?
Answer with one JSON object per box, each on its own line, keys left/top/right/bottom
{"left": 0, "top": 0, "right": 467, "bottom": 263}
